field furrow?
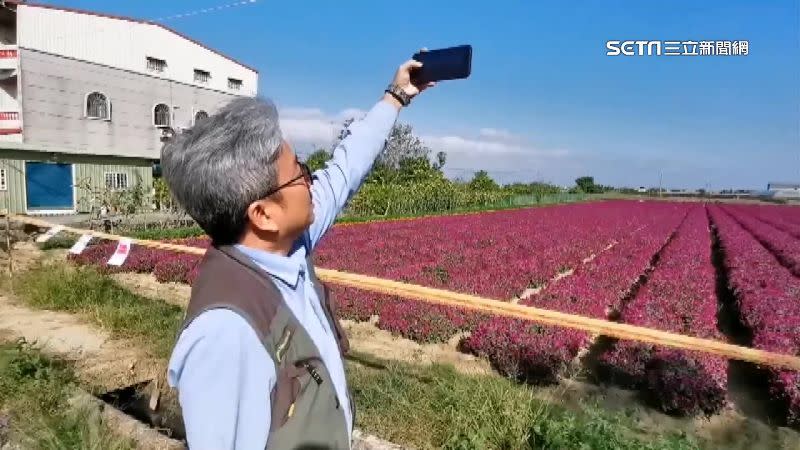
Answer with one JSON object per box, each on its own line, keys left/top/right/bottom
{"left": 721, "top": 206, "right": 800, "bottom": 277}
{"left": 751, "top": 214, "right": 800, "bottom": 240}
{"left": 597, "top": 206, "right": 727, "bottom": 416}
{"left": 709, "top": 205, "right": 800, "bottom": 426}
{"left": 732, "top": 204, "right": 800, "bottom": 232}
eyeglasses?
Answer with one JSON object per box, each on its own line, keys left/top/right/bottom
{"left": 264, "top": 158, "right": 313, "bottom": 197}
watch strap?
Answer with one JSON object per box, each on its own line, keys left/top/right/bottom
{"left": 385, "top": 84, "right": 412, "bottom": 106}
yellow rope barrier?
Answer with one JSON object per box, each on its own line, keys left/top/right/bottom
{"left": 10, "top": 214, "right": 800, "bottom": 371}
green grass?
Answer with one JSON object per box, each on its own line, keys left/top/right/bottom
{"left": 335, "top": 193, "right": 603, "bottom": 225}
{"left": 5, "top": 261, "right": 703, "bottom": 449}
{"left": 10, "top": 263, "right": 184, "bottom": 359}
{"left": 130, "top": 225, "right": 205, "bottom": 240}
{"left": 346, "top": 353, "right": 698, "bottom": 450}
{"left": 0, "top": 338, "right": 135, "bottom": 450}
{"left": 37, "top": 234, "right": 78, "bottom": 250}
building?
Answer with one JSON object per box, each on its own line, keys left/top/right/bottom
{"left": 766, "top": 182, "right": 800, "bottom": 199}
{"left": 0, "top": 1, "right": 258, "bottom": 214}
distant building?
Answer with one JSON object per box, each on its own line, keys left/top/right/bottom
{"left": 766, "top": 182, "right": 800, "bottom": 199}
{"left": 0, "top": 1, "right": 258, "bottom": 214}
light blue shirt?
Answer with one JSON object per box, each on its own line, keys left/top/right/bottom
{"left": 167, "top": 100, "right": 398, "bottom": 450}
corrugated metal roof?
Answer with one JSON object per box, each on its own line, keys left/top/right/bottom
{"left": 9, "top": 0, "right": 259, "bottom": 73}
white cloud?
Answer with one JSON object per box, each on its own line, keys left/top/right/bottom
{"left": 337, "top": 108, "right": 367, "bottom": 121}
{"left": 277, "top": 104, "right": 573, "bottom": 184}
{"left": 278, "top": 107, "right": 365, "bottom": 148}
{"left": 477, "top": 128, "right": 525, "bottom": 144}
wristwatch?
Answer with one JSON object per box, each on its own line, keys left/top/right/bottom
{"left": 385, "top": 83, "right": 412, "bottom": 107}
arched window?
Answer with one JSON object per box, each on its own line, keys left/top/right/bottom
{"left": 86, "top": 92, "right": 110, "bottom": 120}
{"left": 154, "top": 103, "right": 170, "bottom": 127}
{"left": 194, "top": 110, "right": 208, "bottom": 124}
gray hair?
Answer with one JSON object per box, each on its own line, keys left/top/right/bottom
{"left": 160, "top": 96, "right": 283, "bottom": 244}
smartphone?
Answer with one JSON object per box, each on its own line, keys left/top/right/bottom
{"left": 411, "top": 45, "right": 472, "bottom": 85}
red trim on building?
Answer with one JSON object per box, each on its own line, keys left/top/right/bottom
{"left": 0, "top": 128, "right": 22, "bottom": 135}
{"left": 8, "top": 1, "right": 259, "bottom": 73}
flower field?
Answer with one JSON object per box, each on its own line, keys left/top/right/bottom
{"left": 720, "top": 205, "right": 800, "bottom": 277}
{"left": 596, "top": 207, "right": 726, "bottom": 416}
{"left": 731, "top": 204, "right": 800, "bottom": 240}
{"left": 708, "top": 205, "right": 800, "bottom": 426}
{"left": 461, "top": 202, "right": 689, "bottom": 383}
{"left": 65, "top": 199, "right": 800, "bottom": 423}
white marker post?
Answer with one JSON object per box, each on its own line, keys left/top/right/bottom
{"left": 69, "top": 234, "right": 93, "bottom": 255}
{"left": 35, "top": 225, "right": 65, "bottom": 243}
{"left": 107, "top": 238, "right": 132, "bottom": 266}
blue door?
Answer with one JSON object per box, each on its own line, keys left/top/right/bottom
{"left": 25, "top": 162, "right": 74, "bottom": 210}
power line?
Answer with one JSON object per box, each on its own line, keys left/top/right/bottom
{"left": 0, "top": 0, "right": 261, "bottom": 43}
{"left": 153, "top": 0, "right": 259, "bottom": 22}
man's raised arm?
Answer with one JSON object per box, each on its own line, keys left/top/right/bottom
{"left": 307, "top": 58, "right": 433, "bottom": 248}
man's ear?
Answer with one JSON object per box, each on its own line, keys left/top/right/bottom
{"left": 246, "top": 199, "right": 280, "bottom": 233}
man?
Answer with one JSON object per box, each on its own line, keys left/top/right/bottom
{"left": 162, "top": 55, "right": 434, "bottom": 450}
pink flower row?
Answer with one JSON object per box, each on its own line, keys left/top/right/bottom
{"left": 720, "top": 206, "right": 800, "bottom": 277}
{"left": 315, "top": 201, "right": 679, "bottom": 299}
{"left": 709, "top": 205, "right": 800, "bottom": 426}
{"left": 597, "top": 206, "right": 727, "bottom": 416}
{"left": 460, "top": 203, "right": 691, "bottom": 384}
{"left": 68, "top": 240, "right": 204, "bottom": 285}
{"left": 332, "top": 201, "right": 696, "bottom": 345}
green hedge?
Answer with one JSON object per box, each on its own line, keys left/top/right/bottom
{"left": 343, "top": 181, "right": 588, "bottom": 217}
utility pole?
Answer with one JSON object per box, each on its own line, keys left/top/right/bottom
{"left": 658, "top": 170, "right": 663, "bottom": 198}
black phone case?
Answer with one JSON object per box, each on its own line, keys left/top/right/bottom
{"left": 411, "top": 45, "right": 472, "bottom": 84}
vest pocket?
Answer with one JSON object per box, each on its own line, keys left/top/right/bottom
{"left": 270, "top": 363, "right": 309, "bottom": 430}
{"left": 270, "top": 357, "right": 326, "bottom": 431}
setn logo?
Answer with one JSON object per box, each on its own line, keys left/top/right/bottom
{"left": 606, "top": 40, "right": 662, "bottom": 56}
{"left": 606, "top": 40, "right": 749, "bottom": 56}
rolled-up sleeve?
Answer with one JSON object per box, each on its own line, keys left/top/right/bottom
{"left": 307, "top": 100, "right": 399, "bottom": 247}
{"left": 167, "top": 309, "right": 275, "bottom": 450}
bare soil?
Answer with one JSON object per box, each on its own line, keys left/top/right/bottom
{"left": 343, "top": 319, "right": 492, "bottom": 376}
{"left": 0, "top": 295, "right": 163, "bottom": 393}
{"left": 111, "top": 273, "right": 190, "bottom": 308}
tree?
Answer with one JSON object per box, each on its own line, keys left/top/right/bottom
{"left": 396, "top": 156, "right": 446, "bottom": 184}
{"left": 575, "top": 176, "right": 597, "bottom": 194}
{"left": 331, "top": 118, "right": 355, "bottom": 149}
{"left": 433, "top": 151, "right": 446, "bottom": 171}
{"left": 329, "top": 118, "right": 450, "bottom": 187}
{"left": 378, "top": 122, "right": 432, "bottom": 169}
{"left": 468, "top": 170, "right": 499, "bottom": 191}
{"left": 305, "top": 148, "right": 332, "bottom": 172}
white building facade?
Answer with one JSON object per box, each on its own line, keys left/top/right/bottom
{"left": 0, "top": 1, "right": 258, "bottom": 214}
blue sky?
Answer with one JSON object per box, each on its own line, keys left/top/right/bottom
{"left": 43, "top": 0, "right": 799, "bottom": 190}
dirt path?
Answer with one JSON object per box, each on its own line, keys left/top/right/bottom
{"left": 342, "top": 319, "right": 492, "bottom": 375}
{"left": 111, "top": 273, "right": 190, "bottom": 308}
{"left": 0, "top": 295, "right": 163, "bottom": 392}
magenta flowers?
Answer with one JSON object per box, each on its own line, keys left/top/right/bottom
{"left": 64, "top": 200, "right": 800, "bottom": 423}
{"left": 709, "top": 205, "right": 800, "bottom": 426}
{"left": 597, "top": 206, "right": 726, "bottom": 416}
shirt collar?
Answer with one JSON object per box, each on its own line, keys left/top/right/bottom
{"left": 234, "top": 240, "right": 307, "bottom": 288}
